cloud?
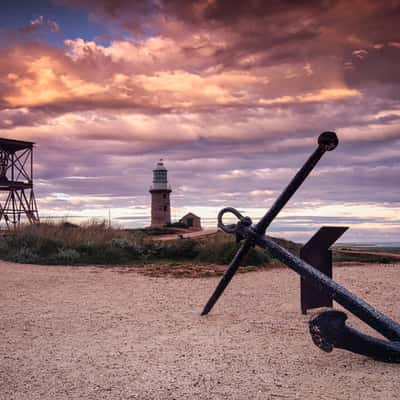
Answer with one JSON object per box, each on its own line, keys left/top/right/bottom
{"left": 5, "top": 1, "right": 400, "bottom": 115}
{"left": 47, "top": 20, "right": 60, "bottom": 33}
{"left": 19, "top": 16, "right": 60, "bottom": 35}
{"left": 0, "top": 36, "right": 365, "bottom": 113}
{"left": 54, "top": 1, "right": 400, "bottom": 57}
{"left": 19, "top": 16, "right": 45, "bottom": 34}
{"left": 1, "top": 1, "right": 399, "bottom": 241}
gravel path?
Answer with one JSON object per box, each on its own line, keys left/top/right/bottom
{"left": 1, "top": 261, "right": 399, "bottom": 399}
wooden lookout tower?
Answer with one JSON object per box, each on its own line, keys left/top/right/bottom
{"left": 0, "top": 138, "right": 39, "bottom": 229}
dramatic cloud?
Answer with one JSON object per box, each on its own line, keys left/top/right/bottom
{"left": 0, "top": 0, "right": 399, "bottom": 241}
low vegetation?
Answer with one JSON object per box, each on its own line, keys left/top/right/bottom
{"left": 333, "top": 250, "right": 398, "bottom": 264}
{"left": 0, "top": 222, "right": 279, "bottom": 267}
{"left": 0, "top": 222, "right": 396, "bottom": 270}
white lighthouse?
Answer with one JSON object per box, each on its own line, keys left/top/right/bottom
{"left": 149, "top": 159, "right": 172, "bottom": 227}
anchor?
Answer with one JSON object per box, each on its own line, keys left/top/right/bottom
{"left": 201, "top": 132, "right": 400, "bottom": 363}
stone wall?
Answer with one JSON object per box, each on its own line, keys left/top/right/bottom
{"left": 150, "top": 190, "right": 171, "bottom": 227}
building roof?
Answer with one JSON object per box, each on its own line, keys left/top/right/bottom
{"left": 180, "top": 212, "right": 201, "bottom": 220}
{"left": 0, "top": 138, "right": 34, "bottom": 152}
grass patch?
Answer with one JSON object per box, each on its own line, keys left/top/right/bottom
{"left": 1, "top": 222, "right": 393, "bottom": 270}
{"left": 0, "top": 222, "right": 299, "bottom": 269}
{"left": 0, "top": 222, "right": 148, "bottom": 265}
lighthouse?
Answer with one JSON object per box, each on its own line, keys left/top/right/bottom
{"left": 149, "top": 159, "right": 172, "bottom": 227}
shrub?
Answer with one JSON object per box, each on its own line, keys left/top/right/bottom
{"left": 166, "top": 222, "right": 187, "bottom": 228}
{"left": 55, "top": 248, "right": 80, "bottom": 264}
{"left": 333, "top": 251, "right": 396, "bottom": 264}
{"left": 11, "top": 248, "right": 39, "bottom": 264}
{"left": 111, "top": 238, "right": 133, "bottom": 249}
{"left": 152, "top": 238, "right": 200, "bottom": 260}
{"left": 0, "top": 221, "right": 293, "bottom": 268}
{"left": 197, "top": 240, "right": 271, "bottom": 265}
{"left": 36, "top": 237, "right": 63, "bottom": 257}
{"left": 60, "top": 221, "right": 79, "bottom": 229}
{"left": 0, "top": 237, "right": 9, "bottom": 254}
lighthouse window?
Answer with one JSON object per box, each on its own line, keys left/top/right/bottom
{"left": 164, "top": 206, "right": 167, "bottom": 211}
{"left": 163, "top": 194, "right": 166, "bottom": 199}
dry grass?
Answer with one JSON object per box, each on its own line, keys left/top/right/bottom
{"left": 19, "top": 220, "right": 142, "bottom": 246}
{"left": 0, "top": 222, "right": 276, "bottom": 267}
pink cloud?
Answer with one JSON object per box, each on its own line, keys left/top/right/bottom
{"left": 1, "top": 35, "right": 362, "bottom": 113}
{"left": 0, "top": 1, "right": 399, "bottom": 239}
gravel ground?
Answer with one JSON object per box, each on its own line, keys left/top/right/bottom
{"left": 1, "top": 261, "right": 399, "bottom": 400}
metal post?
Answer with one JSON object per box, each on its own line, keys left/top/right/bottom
{"left": 255, "top": 132, "right": 338, "bottom": 235}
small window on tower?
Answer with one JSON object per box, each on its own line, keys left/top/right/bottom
{"left": 164, "top": 206, "right": 167, "bottom": 211}
{"left": 163, "top": 194, "right": 166, "bottom": 199}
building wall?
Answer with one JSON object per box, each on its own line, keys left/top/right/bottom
{"left": 150, "top": 190, "right": 171, "bottom": 227}
{"left": 180, "top": 214, "right": 201, "bottom": 229}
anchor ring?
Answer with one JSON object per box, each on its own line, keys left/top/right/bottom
{"left": 217, "top": 207, "right": 251, "bottom": 234}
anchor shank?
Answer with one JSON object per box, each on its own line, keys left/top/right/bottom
{"left": 256, "top": 146, "right": 325, "bottom": 234}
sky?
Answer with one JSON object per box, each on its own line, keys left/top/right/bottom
{"left": 0, "top": 0, "right": 399, "bottom": 243}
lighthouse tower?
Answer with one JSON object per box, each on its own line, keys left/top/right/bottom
{"left": 149, "top": 159, "right": 172, "bottom": 227}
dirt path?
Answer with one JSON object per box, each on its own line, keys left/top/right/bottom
{"left": 150, "top": 228, "right": 218, "bottom": 241}
{"left": 1, "top": 261, "right": 399, "bottom": 399}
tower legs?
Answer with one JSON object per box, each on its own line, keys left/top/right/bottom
{"left": 0, "top": 189, "right": 40, "bottom": 229}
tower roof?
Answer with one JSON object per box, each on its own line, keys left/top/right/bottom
{"left": 153, "top": 159, "right": 167, "bottom": 171}
{"left": 150, "top": 158, "right": 171, "bottom": 192}
{"left": 0, "top": 137, "right": 34, "bottom": 152}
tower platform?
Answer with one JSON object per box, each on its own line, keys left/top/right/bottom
{"left": 0, "top": 138, "right": 39, "bottom": 229}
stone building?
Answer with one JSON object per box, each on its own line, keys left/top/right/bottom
{"left": 149, "top": 159, "right": 171, "bottom": 227}
{"left": 180, "top": 212, "right": 202, "bottom": 230}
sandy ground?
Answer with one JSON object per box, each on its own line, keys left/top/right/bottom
{"left": 1, "top": 261, "right": 399, "bottom": 400}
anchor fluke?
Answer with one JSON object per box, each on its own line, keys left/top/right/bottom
{"left": 310, "top": 310, "right": 400, "bottom": 363}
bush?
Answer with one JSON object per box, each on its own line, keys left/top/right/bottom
{"left": 197, "top": 240, "right": 271, "bottom": 265}
{"left": 166, "top": 222, "right": 187, "bottom": 228}
{"left": 0, "top": 232, "right": 63, "bottom": 263}
{"left": 36, "top": 237, "right": 63, "bottom": 257}
{"left": 111, "top": 238, "right": 132, "bottom": 249}
{"left": 333, "top": 251, "right": 396, "bottom": 264}
{"left": 11, "top": 248, "right": 39, "bottom": 264}
{"left": 55, "top": 248, "right": 80, "bottom": 263}
{"left": 60, "top": 221, "right": 79, "bottom": 229}
{"left": 0, "top": 237, "right": 9, "bottom": 254}
{"left": 152, "top": 238, "right": 200, "bottom": 260}
{"left": 0, "top": 222, "right": 290, "bottom": 268}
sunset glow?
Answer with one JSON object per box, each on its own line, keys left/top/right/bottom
{"left": 1, "top": 0, "right": 399, "bottom": 242}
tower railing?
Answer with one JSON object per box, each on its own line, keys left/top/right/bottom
{"left": 149, "top": 183, "right": 172, "bottom": 191}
